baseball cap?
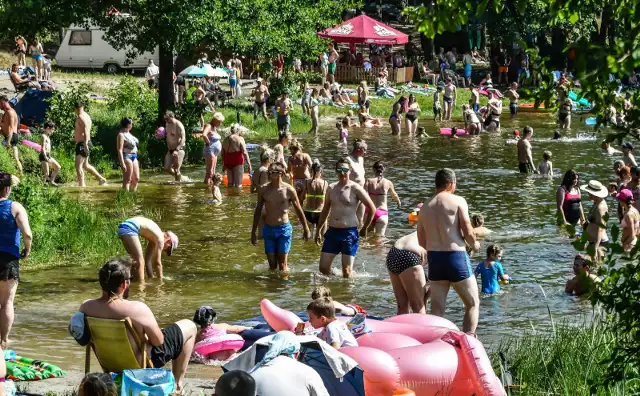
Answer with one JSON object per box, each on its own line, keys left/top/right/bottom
{"left": 615, "top": 188, "right": 633, "bottom": 202}
{"left": 167, "top": 231, "right": 179, "bottom": 256}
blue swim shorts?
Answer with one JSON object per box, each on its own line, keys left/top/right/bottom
{"left": 229, "top": 79, "right": 237, "bottom": 89}
{"left": 427, "top": 251, "right": 473, "bottom": 282}
{"left": 262, "top": 222, "right": 293, "bottom": 255}
{"left": 321, "top": 227, "right": 359, "bottom": 257}
{"left": 117, "top": 219, "right": 141, "bottom": 237}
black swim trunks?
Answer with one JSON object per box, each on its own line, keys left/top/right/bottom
{"left": 558, "top": 112, "right": 569, "bottom": 122}
{"left": 0, "top": 252, "right": 20, "bottom": 281}
{"left": 386, "top": 246, "right": 422, "bottom": 275}
{"left": 39, "top": 151, "right": 50, "bottom": 162}
{"left": 150, "top": 323, "right": 184, "bottom": 368}
{"left": 304, "top": 211, "right": 321, "bottom": 225}
{"left": 519, "top": 162, "right": 533, "bottom": 173}
{"left": 75, "top": 141, "right": 89, "bottom": 157}
{"left": 6, "top": 133, "right": 19, "bottom": 147}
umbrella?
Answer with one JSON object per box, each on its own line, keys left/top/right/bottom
{"left": 318, "top": 14, "right": 409, "bottom": 45}
{"left": 179, "top": 63, "right": 228, "bottom": 78}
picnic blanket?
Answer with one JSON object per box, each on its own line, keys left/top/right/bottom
{"left": 4, "top": 350, "right": 65, "bottom": 381}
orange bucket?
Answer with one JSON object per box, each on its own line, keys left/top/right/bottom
{"left": 223, "top": 173, "right": 252, "bottom": 186}
{"left": 393, "top": 388, "right": 416, "bottom": 396}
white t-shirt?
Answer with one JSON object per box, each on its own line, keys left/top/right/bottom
{"left": 251, "top": 355, "right": 330, "bottom": 396}
{"left": 145, "top": 64, "right": 159, "bottom": 80}
{"left": 319, "top": 320, "right": 358, "bottom": 348}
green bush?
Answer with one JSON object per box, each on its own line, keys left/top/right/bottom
{"left": 45, "top": 83, "right": 93, "bottom": 152}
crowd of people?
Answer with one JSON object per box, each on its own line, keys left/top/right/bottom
{"left": 1, "top": 36, "right": 638, "bottom": 395}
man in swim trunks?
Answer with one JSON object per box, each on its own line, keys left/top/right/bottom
{"left": 79, "top": 258, "right": 196, "bottom": 392}
{"left": 505, "top": 82, "right": 519, "bottom": 119}
{"left": 275, "top": 92, "right": 292, "bottom": 134}
{"left": 316, "top": 158, "right": 376, "bottom": 278}
{"left": 163, "top": 111, "right": 186, "bottom": 182}
{"left": 0, "top": 96, "right": 22, "bottom": 175}
{"left": 251, "top": 163, "right": 310, "bottom": 272}
{"left": 328, "top": 43, "right": 339, "bottom": 77}
{"left": 443, "top": 78, "right": 457, "bottom": 120}
{"left": 117, "top": 216, "right": 179, "bottom": 282}
{"left": 253, "top": 78, "right": 270, "bottom": 121}
{"left": 74, "top": 102, "right": 107, "bottom": 187}
{"left": 517, "top": 126, "right": 537, "bottom": 174}
{"left": 417, "top": 168, "right": 480, "bottom": 334}
{"left": 347, "top": 139, "right": 367, "bottom": 226}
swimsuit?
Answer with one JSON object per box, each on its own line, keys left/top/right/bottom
{"left": 223, "top": 150, "right": 244, "bottom": 169}
{"left": 203, "top": 135, "right": 222, "bottom": 156}
{"left": 464, "top": 63, "right": 472, "bottom": 78}
{"left": 0, "top": 199, "right": 21, "bottom": 281}
{"left": 406, "top": 111, "right": 418, "bottom": 122}
{"left": 472, "top": 103, "right": 479, "bottom": 112}
{"left": 443, "top": 95, "right": 453, "bottom": 104}
{"left": 321, "top": 227, "right": 359, "bottom": 256}
{"left": 262, "top": 222, "right": 293, "bottom": 254}
{"left": 75, "top": 141, "right": 90, "bottom": 157}
{"left": 386, "top": 246, "right": 422, "bottom": 275}
{"left": 509, "top": 102, "right": 518, "bottom": 115}
{"left": 427, "top": 251, "right": 473, "bottom": 282}
{"left": 122, "top": 132, "right": 139, "bottom": 162}
{"left": 277, "top": 114, "right": 290, "bottom": 131}
{"left": 151, "top": 323, "right": 185, "bottom": 368}
{"left": 117, "top": 218, "right": 141, "bottom": 237}
{"left": 39, "top": 151, "right": 50, "bottom": 162}
{"left": 304, "top": 180, "right": 326, "bottom": 225}
{"left": 293, "top": 178, "right": 308, "bottom": 191}
{"left": 561, "top": 187, "right": 582, "bottom": 225}
{"left": 6, "top": 133, "right": 19, "bottom": 147}
{"left": 519, "top": 162, "right": 533, "bottom": 173}
{"left": 475, "top": 261, "right": 505, "bottom": 294}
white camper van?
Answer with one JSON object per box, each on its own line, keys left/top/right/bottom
{"left": 55, "top": 25, "right": 159, "bottom": 73}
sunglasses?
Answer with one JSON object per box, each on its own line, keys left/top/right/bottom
{"left": 268, "top": 171, "right": 283, "bottom": 175}
{"left": 336, "top": 167, "right": 350, "bottom": 174}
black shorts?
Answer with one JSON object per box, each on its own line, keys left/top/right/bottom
{"left": 304, "top": 211, "right": 321, "bottom": 225}
{"left": 510, "top": 103, "right": 518, "bottom": 115}
{"left": 519, "top": 162, "right": 533, "bottom": 173}
{"left": 484, "top": 116, "right": 500, "bottom": 129}
{"left": 358, "top": 99, "right": 370, "bottom": 109}
{"left": 0, "top": 252, "right": 20, "bottom": 281}
{"left": 75, "top": 142, "right": 89, "bottom": 158}
{"left": 39, "top": 152, "right": 50, "bottom": 162}
{"left": 151, "top": 324, "right": 184, "bottom": 368}
{"left": 406, "top": 113, "right": 418, "bottom": 122}
{"left": 7, "top": 133, "right": 19, "bottom": 147}
{"left": 558, "top": 112, "right": 569, "bottom": 122}
{"left": 386, "top": 247, "right": 422, "bottom": 275}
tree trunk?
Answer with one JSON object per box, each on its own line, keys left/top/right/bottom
{"left": 420, "top": 33, "right": 434, "bottom": 61}
{"left": 158, "top": 43, "right": 174, "bottom": 121}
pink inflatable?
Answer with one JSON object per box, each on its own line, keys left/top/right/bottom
{"left": 21, "top": 139, "right": 41, "bottom": 152}
{"left": 340, "top": 346, "right": 401, "bottom": 396}
{"left": 338, "top": 316, "right": 452, "bottom": 344}
{"left": 194, "top": 333, "right": 244, "bottom": 356}
{"left": 384, "top": 313, "right": 459, "bottom": 331}
{"left": 260, "top": 299, "right": 302, "bottom": 331}
{"left": 356, "top": 332, "right": 421, "bottom": 352}
{"left": 448, "top": 332, "right": 505, "bottom": 396}
{"left": 156, "top": 127, "right": 166, "bottom": 139}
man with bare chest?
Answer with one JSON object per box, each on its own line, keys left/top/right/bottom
{"left": 0, "top": 96, "right": 22, "bottom": 175}
{"left": 316, "top": 158, "right": 376, "bottom": 278}
{"left": 164, "top": 111, "right": 186, "bottom": 181}
{"left": 74, "top": 102, "right": 107, "bottom": 186}
{"left": 251, "top": 162, "right": 310, "bottom": 272}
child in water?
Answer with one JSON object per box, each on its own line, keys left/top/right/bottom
{"left": 565, "top": 254, "right": 601, "bottom": 296}
{"left": 471, "top": 213, "right": 492, "bottom": 237}
{"left": 474, "top": 244, "right": 511, "bottom": 295}
{"left": 433, "top": 86, "right": 443, "bottom": 121}
{"left": 337, "top": 122, "right": 348, "bottom": 145}
{"left": 307, "top": 297, "right": 358, "bottom": 349}
{"left": 192, "top": 306, "right": 249, "bottom": 360}
{"left": 311, "top": 286, "right": 367, "bottom": 316}
{"left": 538, "top": 151, "right": 553, "bottom": 176}
{"left": 211, "top": 173, "right": 222, "bottom": 203}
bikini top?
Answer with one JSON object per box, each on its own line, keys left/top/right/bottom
{"left": 306, "top": 179, "right": 327, "bottom": 199}
{"left": 122, "top": 132, "right": 139, "bottom": 152}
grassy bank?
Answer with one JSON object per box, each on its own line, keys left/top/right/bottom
{"left": 492, "top": 318, "right": 639, "bottom": 395}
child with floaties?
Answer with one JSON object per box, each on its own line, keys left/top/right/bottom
{"left": 307, "top": 297, "right": 358, "bottom": 349}
{"left": 192, "top": 306, "right": 249, "bottom": 360}
{"left": 310, "top": 286, "right": 367, "bottom": 316}
{"left": 474, "top": 244, "right": 511, "bottom": 295}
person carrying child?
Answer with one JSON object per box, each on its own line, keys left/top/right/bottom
{"left": 307, "top": 297, "right": 358, "bottom": 349}
{"left": 310, "top": 286, "right": 367, "bottom": 316}
{"left": 474, "top": 244, "right": 511, "bottom": 295}
{"left": 40, "top": 121, "right": 61, "bottom": 186}
{"left": 565, "top": 254, "right": 601, "bottom": 296}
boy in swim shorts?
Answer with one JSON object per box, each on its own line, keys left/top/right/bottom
{"left": 433, "top": 86, "right": 443, "bottom": 121}
{"left": 251, "top": 162, "right": 310, "bottom": 272}
{"left": 40, "top": 121, "right": 61, "bottom": 185}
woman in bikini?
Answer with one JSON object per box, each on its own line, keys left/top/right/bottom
{"left": 555, "top": 169, "right": 585, "bottom": 227}
{"left": 301, "top": 159, "right": 328, "bottom": 240}
{"left": 221, "top": 124, "right": 252, "bottom": 188}
{"left": 202, "top": 113, "right": 223, "bottom": 185}
{"left": 615, "top": 189, "right": 640, "bottom": 252}
{"left": 357, "top": 80, "right": 370, "bottom": 110}
{"left": 116, "top": 117, "right": 140, "bottom": 192}
{"left": 581, "top": 180, "right": 610, "bottom": 262}
{"left": 287, "top": 139, "right": 312, "bottom": 202}
{"left": 389, "top": 99, "right": 403, "bottom": 135}
{"left": 364, "top": 161, "right": 401, "bottom": 236}
{"left": 386, "top": 232, "right": 428, "bottom": 314}
{"left": 405, "top": 94, "right": 421, "bottom": 134}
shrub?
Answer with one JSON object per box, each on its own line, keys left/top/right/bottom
{"left": 45, "top": 83, "right": 93, "bottom": 152}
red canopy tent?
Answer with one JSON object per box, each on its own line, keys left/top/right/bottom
{"left": 318, "top": 15, "right": 409, "bottom": 45}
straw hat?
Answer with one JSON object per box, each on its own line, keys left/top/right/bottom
{"left": 580, "top": 180, "right": 608, "bottom": 198}
{"left": 212, "top": 112, "right": 225, "bottom": 122}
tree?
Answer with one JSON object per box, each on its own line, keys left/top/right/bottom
{"left": 0, "top": 0, "right": 85, "bottom": 41}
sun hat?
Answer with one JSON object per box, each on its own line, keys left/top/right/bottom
{"left": 166, "top": 231, "right": 179, "bottom": 256}
{"left": 580, "top": 180, "right": 609, "bottom": 198}
{"left": 615, "top": 188, "right": 634, "bottom": 203}
{"left": 212, "top": 112, "right": 225, "bottom": 122}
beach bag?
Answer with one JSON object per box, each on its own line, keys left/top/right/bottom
{"left": 121, "top": 369, "right": 175, "bottom": 396}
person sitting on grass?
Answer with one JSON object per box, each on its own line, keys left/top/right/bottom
{"left": 565, "top": 254, "right": 601, "bottom": 296}
{"left": 471, "top": 213, "right": 492, "bottom": 237}
{"left": 310, "top": 286, "right": 367, "bottom": 316}
{"left": 306, "top": 298, "right": 358, "bottom": 349}
{"left": 215, "top": 370, "right": 256, "bottom": 396}
{"left": 474, "top": 244, "right": 511, "bottom": 295}
{"left": 116, "top": 216, "right": 178, "bottom": 282}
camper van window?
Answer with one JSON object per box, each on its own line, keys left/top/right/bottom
{"left": 69, "top": 31, "right": 92, "bottom": 45}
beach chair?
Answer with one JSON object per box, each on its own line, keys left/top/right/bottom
{"left": 84, "top": 317, "right": 153, "bottom": 374}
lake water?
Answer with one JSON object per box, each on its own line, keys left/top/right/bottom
{"left": 13, "top": 112, "right": 611, "bottom": 373}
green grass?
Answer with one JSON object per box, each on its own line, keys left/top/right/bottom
{"left": 491, "top": 318, "right": 640, "bottom": 395}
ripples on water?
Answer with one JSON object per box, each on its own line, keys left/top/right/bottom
{"left": 17, "top": 115, "right": 614, "bottom": 369}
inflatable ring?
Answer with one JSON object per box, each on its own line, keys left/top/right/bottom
{"left": 223, "top": 173, "right": 252, "bottom": 187}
